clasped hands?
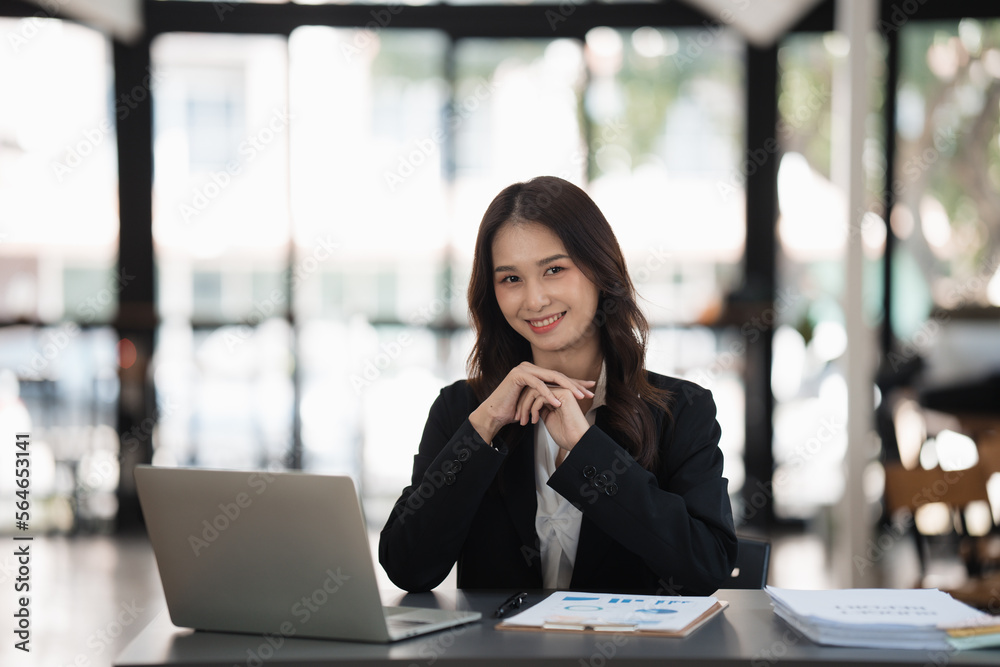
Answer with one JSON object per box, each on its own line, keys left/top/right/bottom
{"left": 469, "top": 362, "right": 596, "bottom": 451}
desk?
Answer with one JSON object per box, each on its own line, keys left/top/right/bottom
{"left": 115, "top": 589, "right": 1000, "bottom": 667}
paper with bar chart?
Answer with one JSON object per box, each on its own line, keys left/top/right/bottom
{"left": 497, "top": 591, "right": 726, "bottom": 636}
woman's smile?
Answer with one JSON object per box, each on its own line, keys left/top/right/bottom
{"left": 527, "top": 311, "right": 566, "bottom": 333}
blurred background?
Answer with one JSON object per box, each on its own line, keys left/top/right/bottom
{"left": 1, "top": 1, "right": 1000, "bottom": 661}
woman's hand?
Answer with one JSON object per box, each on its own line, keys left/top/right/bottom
{"left": 469, "top": 362, "right": 595, "bottom": 444}
{"left": 519, "top": 385, "right": 591, "bottom": 452}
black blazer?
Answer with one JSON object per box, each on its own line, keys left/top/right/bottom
{"left": 378, "top": 372, "right": 737, "bottom": 595}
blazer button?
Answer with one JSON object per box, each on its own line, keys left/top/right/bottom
{"left": 605, "top": 482, "right": 619, "bottom": 497}
{"left": 450, "top": 460, "right": 463, "bottom": 473}
{"left": 457, "top": 449, "right": 471, "bottom": 462}
{"left": 582, "top": 465, "right": 597, "bottom": 479}
{"left": 443, "top": 472, "right": 457, "bottom": 485}
{"left": 592, "top": 473, "right": 609, "bottom": 490}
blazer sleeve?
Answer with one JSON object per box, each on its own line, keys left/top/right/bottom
{"left": 547, "top": 382, "right": 737, "bottom": 595}
{"left": 378, "top": 384, "right": 507, "bottom": 592}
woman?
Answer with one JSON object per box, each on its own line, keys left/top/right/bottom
{"left": 379, "top": 176, "right": 736, "bottom": 595}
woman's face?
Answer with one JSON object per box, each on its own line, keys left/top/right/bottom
{"left": 491, "top": 221, "right": 601, "bottom": 358}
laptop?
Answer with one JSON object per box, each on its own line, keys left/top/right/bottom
{"left": 134, "top": 465, "right": 481, "bottom": 642}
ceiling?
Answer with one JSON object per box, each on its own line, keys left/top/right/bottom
{"left": 681, "top": 0, "right": 826, "bottom": 47}
{"left": 29, "top": 0, "right": 829, "bottom": 45}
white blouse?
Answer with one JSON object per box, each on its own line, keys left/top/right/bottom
{"left": 533, "top": 364, "right": 606, "bottom": 589}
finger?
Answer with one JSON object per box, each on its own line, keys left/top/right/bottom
{"left": 524, "top": 376, "right": 563, "bottom": 408}
{"left": 530, "top": 395, "right": 548, "bottom": 424}
{"left": 542, "top": 376, "right": 583, "bottom": 399}
{"left": 516, "top": 387, "right": 540, "bottom": 426}
{"left": 547, "top": 373, "right": 598, "bottom": 400}
{"left": 543, "top": 377, "right": 595, "bottom": 400}
{"left": 517, "top": 387, "right": 538, "bottom": 426}
{"left": 538, "top": 404, "right": 552, "bottom": 425}
{"left": 516, "top": 363, "right": 593, "bottom": 399}
{"left": 519, "top": 365, "right": 599, "bottom": 401}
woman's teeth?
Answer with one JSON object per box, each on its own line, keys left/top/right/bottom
{"left": 530, "top": 313, "right": 563, "bottom": 327}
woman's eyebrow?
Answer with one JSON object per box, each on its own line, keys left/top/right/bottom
{"left": 537, "top": 253, "right": 570, "bottom": 266}
{"left": 494, "top": 253, "right": 570, "bottom": 274}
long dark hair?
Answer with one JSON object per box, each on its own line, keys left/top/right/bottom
{"left": 466, "top": 176, "right": 671, "bottom": 470}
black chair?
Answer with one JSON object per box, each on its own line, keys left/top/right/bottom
{"left": 727, "top": 537, "right": 771, "bottom": 589}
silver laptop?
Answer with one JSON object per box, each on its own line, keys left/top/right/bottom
{"left": 134, "top": 465, "right": 481, "bottom": 642}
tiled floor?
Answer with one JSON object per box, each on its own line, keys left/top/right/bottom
{"left": 0, "top": 527, "right": 911, "bottom": 667}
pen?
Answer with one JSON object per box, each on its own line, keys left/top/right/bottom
{"left": 493, "top": 591, "right": 528, "bottom": 618}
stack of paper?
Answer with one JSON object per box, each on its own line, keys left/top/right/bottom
{"left": 765, "top": 586, "right": 1000, "bottom": 651}
{"left": 940, "top": 614, "right": 1000, "bottom": 650}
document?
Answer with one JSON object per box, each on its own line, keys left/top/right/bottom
{"left": 765, "top": 586, "right": 998, "bottom": 650}
{"left": 496, "top": 591, "right": 727, "bottom": 637}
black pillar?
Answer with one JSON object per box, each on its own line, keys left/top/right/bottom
{"left": 881, "top": 27, "right": 898, "bottom": 361}
{"left": 113, "top": 36, "right": 157, "bottom": 531}
{"left": 875, "top": 26, "right": 903, "bottom": 464}
{"left": 741, "top": 43, "right": 779, "bottom": 532}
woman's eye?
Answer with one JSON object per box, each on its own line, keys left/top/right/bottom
{"left": 501, "top": 275, "right": 520, "bottom": 284}
{"left": 546, "top": 266, "right": 564, "bottom": 275}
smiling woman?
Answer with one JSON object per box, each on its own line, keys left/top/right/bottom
{"left": 379, "top": 176, "right": 737, "bottom": 595}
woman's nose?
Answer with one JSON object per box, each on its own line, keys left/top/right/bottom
{"left": 524, "top": 280, "right": 551, "bottom": 311}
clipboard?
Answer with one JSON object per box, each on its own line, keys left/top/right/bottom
{"left": 496, "top": 592, "right": 729, "bottom": 638}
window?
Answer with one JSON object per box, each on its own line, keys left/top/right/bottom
{"left": 151, "top": 33, "right": 293, "bottom": 471}
{"left": 144, "top": 23, "right": 749, "bottom": 533}
{"left": 0, "top": 18, "right": 120, "bottom": 531}
{"left": 772, "top": 32, "right": 886, "bottom": 520}
{"left": 890, "top": 20, "right": 1000, "bottom": 392}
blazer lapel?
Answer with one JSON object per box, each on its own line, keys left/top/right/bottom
{"left": 497, "top": 423, "right": 540, "bottom": 568}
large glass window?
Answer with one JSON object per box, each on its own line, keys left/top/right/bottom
{"left": 891, "top": 20, "right": 1000, "bottom": 389}
{"left": 895, "top": 20, "right": 1000, "bottom": 319}
{"left": 887, "top": 20, "right": 1000, "bottom": 560}
{"left": 0, "top": 18, "right": 120, "bottom": 532}
{"left": 145, "top": 25, "right": 747, "bottom": 546}
{"left": 151, "top": 33, "right": 293, "bottom": 471}
{"left": 289, "top": 27, "right": 451, "bottom": 499}
{"left": 588, "top": 26, "right": 747, "bottom": 505}
{"left": 772, "top": 33, "right": 887, "bottom": 521}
